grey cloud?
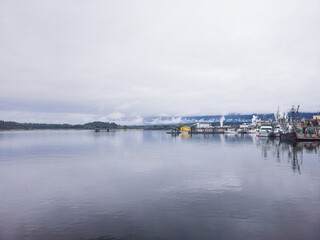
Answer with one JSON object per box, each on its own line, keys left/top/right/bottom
{"left": 0, "top": 0, "right": 319, "bottom": 123}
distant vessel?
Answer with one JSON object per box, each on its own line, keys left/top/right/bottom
{"left": 167, "top": 128, "right": 179, "bottom": 135}
{"left": 280, "top": 131, "right": 297, "bottom": 141}
{"left": 258, "top": 125, "right": 273, "bottom": 137}
{"left": 237, "top": 123, "right": 248, "bottom": 134}
{"left": 280, "top": 105, "right": 320, "bottom": 141}
{"left": 237, "top": 123, "right": 257, "bottom": 134}
{"left": 279, "top": 125, "right": 320, "bottom": 141}
{"left": 224, "top": 128, "right": 237, "bottom": 134}
{"left": 272, "top": 125, "right": 281, "bottom": 137}
{"left": 247, "top": 129, "right": 257, "bottom": 134}
{"left": 279, "top": 105, "right": 299, "bottom": 140}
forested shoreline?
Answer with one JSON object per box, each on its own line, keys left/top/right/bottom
{"left": 0, "top": 120, "right": 119, "bottom": 130}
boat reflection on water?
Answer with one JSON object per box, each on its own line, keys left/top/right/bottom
{"left": 285, "top": 141, "right": 320, "bottom": 173}
{"left": 257, "top": 138, "right": 320, "bottom": 174}
{"left": 174, "top": 133, "right": 319, "bottom": 174}
{"left": 177, "top": 132, "right": 257, "bottom": 144}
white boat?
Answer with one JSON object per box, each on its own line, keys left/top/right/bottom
{"left": 237, "top": 123, "right": 249, "bottom": 134}
{"left": 247, "top": 129, "right": 257, "bottom": 134}
{"left": 258, "top": 126, "right": 273, "bottom": 137}
{"left": 224, "top": 128, "right": 237, "bottom": 134}
{"left": 237, "top": 123, "right": 257, "bottom": 134}
{"left": 272, "top": 125, "right": 281, "bottom": 137}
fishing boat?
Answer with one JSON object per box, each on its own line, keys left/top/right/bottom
{"left": 279, "top": 105, "right": 320, "bottom": 141}
{"left": 280, "top": 131, "right": 297, "bottom": 141}
{"left": 279, "top": 105, "right": 299, "bottom": 141}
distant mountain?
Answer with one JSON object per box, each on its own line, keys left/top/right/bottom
{"left": 141, "top": 112, "right": 319, "bottom": 125}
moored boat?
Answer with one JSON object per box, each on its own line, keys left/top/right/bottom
{"left": 237, "top": 123, "right": 257, "bottom": 134}
{"left": 224, "top": 128, "right": 237, "bottom": 134}
{"left": 272, "top": 125, "right": 281, "bottom": 137}
{"left": 258, "top": 126, "right": 273, "bottom": 137}
{"left": 247, "top": 129, "right": 257, "bottom": 134}
{"left": 280, "top": 131, "right": 297, "bottom": 141}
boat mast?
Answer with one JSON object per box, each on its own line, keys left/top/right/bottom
{"left": 290, "top": 105, "right": 299, "bottom": 126}
{"left": 276, "top": 106, "right": 279, "bottom": 123}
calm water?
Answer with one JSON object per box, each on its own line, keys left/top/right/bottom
{"left": 0, "top": 130, "right": 319, "bottom": 240}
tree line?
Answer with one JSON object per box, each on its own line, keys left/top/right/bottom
{"left": 0, "top": 120, "right": 119, "bottom": 130}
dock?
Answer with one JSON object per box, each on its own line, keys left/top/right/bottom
{"left": 167, "top": 131, "right": 227, "bottom": 135}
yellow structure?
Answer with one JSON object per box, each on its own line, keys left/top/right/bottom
{"left": 180, "top": 126, "right": 191, "bottom": 132}
{"left": 313, "top": 115, "right": 320, "bottom": 120}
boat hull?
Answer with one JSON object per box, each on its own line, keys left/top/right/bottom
{"left": 224, "top": 130, "right": 237, "bottom": 134}
{"left": 280, "top": 132, "right": 297, "bottom": 141}
{"left": 258, "top": 133, "right": 272, "bottom": 137}
{"left": 272, "top": 132, "right": 280, "bottom": 137}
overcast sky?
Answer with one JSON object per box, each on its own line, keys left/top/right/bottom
{"left": 0, "top": 0, "right": 319, "bottom": 124}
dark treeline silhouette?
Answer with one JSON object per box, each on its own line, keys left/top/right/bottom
{"left": 0, "top": 120, "right": 119, "bottom": 130}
